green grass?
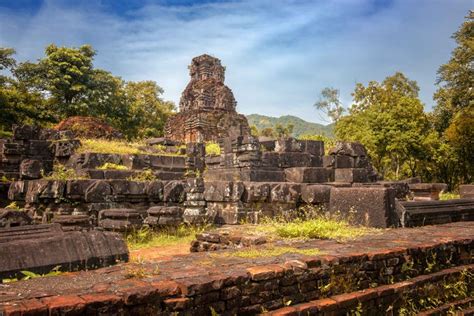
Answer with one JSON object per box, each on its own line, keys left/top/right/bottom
{"left": 97, "top": 162, "right": 129, "bottom": 170}
{"left": 439, "top": 192, "right": 460, "bottom": 200}
{"left": 77, "top": 139, "right": 184, "bottom": 156}
{"left": 253, "top": 208, "right": 380, "bottom": 241}
{"left": 126, "top": 225, "right": 211, "bottom": 250}
{"left": 214, "top": 245, "right": 322, "bottom": 259}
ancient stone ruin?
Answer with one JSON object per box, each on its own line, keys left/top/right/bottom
{"left": 165, "top": 54, "right": 251, "bottom": 142}
{"left": 0, "top": 54, "right": 473, "bottom": 315}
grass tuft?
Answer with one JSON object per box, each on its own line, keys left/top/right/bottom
{"left": 126, "top": 225, "right": 212, "bottom": 250}
{"left": 42, "top": 164, "right": 89, "bottom": 181}
{"left": 77, "top": 139, "right": 184, "bottom": 156}
{"left": 97, "top": 162, "right": 129, "bottom": 170}
{"left": 439, "top": 192, "right": 460, "bottom": 200}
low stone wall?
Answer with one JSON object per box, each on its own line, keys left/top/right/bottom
{"left": 8, "top": 179, "right": 404, "bottom": 228}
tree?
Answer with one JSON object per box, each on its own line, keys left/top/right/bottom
{"left": 336, "top": 72, "right": 433, "bottom": 179}
{"left": 431, "top": 11, "right": 474, "bottom": 186}
{"left": 275, "top": 123, "right": 294, "bottom": 138}
{"left": 123, "top": 81, "right": 176, "bottom": 138}
{"left": 314, "top": 87, "right": 344, "bottom": 122}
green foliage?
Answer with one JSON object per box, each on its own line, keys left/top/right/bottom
{"left": 246, "top": 114, "right": 334, "bottom": 138}
{"left": 42, "top": 164, "right": 89, "bottom": 181}
{"left": 336, "top": 72, "right": 436, "bottom": 180}
{"left": 2, "top": 266, "right": 63, "bottom": 283}
{"left": 77, "top": 138, "right": 180, "bottom": 156}
{"left": 0, "top": 44, "right": 175, "bottom": 139}
{"left": 127, "top": 169, "right": 157, "bottom": 182}
{"left": 205, "top": 142, "right": 221, "bottom": 156}
{"left": 97, "top": 163, "right": 129, "bottom": 170}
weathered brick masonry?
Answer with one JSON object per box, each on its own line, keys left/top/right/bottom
{"left": 0, "top": 222, "right": 472, "bottom": 315}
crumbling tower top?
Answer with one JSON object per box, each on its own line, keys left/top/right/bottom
{"left": 179, "top": 54, "right": 237, "bottom": 112}
{"left": 189, "top": 54, "right": 225, "bottom": 82}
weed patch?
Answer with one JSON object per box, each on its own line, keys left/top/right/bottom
{"left": 214, "top": 245, "right": 322, "bottom": 259}
{"left": 42, "top": 164, "right": 89, "bottom": 181}
{"left": 97, "top": 162, "right": 129, "bottom": 170}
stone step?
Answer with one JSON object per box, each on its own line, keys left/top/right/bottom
{"left": 264, "top": 264, "right": 474, "bottom": 315}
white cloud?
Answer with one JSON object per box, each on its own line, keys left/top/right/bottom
{"left": 0, "top": 0, "right": 471, "bottom": 124}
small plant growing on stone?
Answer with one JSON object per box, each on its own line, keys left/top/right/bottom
{"left": 127, "top": 169, "right": 157, "bottom": 182}
{"left": 42, "top": 164, "right": 89, "bottom": 181}
{"left": 5, "top": 202, "right": 20, "bottom": 210}
{"left": 0, "top": 175, "right": 10, "bottom": 182}
{"left": 97, "top": 162, "right": 129, "bottom": 170}
{"left": 205, "top": 142, "right": 221, "bottom": 156}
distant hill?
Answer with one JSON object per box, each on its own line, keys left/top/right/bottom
{"left": 246, "top": 114, "right": 334, "bottom": 138}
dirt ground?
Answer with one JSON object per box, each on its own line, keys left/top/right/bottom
{"left": 130, "top": 244, "right": 190, "bottom": 261}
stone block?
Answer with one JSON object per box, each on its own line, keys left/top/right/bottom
{"left": 258, "top": 137, "right": 276, "bottom": 151}
{"left": 334, "top": 168, "right": 368, "bottom": 183}
{"left": 0, "top": 209, "right": 32, "bottom": 228}
{"left": 241, "top": 182, "right": 271, "bottom": 202}
{"left": 329, "top": 187, "right": 398, "bottom": 227}
{"left": 85, "top": 180, "right": 113, "bottom": 203}
{"left": 204, "top": 181, "right": 244, "bottom": 202}
{"left": 270, "top": 183, "right": 301, "bottom": 203}
{"left": 301, "top": 184, "right": 332, "bottom": 205}
{"left": 0, "top": 224, "right": 128, "bottom": 279}
{"left": 322, "top": 155, "right": 354, "bottom": 168}
{"left": 285, "top": 167, "right": 330, "bottom": 183}
{"left": 460, "top": 185, "right": 474, "bottom": 199}
{"left": 12, "top": 125, "right": 40, "bottom": 140}
{"left": 409, "top": 183, "right": 447, "bottom": 201}
{"left": 19, "top": 159, "right": 43, "bottom": 180}
{"left": 207, "top": 202, "right": 247, "bottom": 225}
{"left": 54, "top": 139, "right": 80, "bottom": 158}
{"left": 163, "top": 181, "right": 186, "bottom": 202}
{"left": 275, "top": 138, "right": 303, "bottom": 152}
{"left": 328, "top": 141, "right": 367, "bottom": 157}
{"left": 278, "top": 152, "right": 311, "bottom": 168}
{"left": 301, "top": 140, "right": 324, "bottom": 157}
{"left": 98, "top": 208, "right": 144, "bottom": 231}
{"left": 145, "top": 181, "right": 164, "bottom": 202}
{"left": 7, "top": 180, "right": 28, "bottom": 201}
{"left": 66, "top": 180, "right": 95, "bottom": 200}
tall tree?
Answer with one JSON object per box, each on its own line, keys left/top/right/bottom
{"left": 336, "top": 72, "right": 433, "bottom": 179}
{"left": 431, "top": 11, "right": 474, "bottom": 185}
{"left": 123, "top": 81, "right": 176, "bottom": 138}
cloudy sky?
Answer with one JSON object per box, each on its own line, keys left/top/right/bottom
{"left": 0, "top": 0, "right": 471, "bottom": 124}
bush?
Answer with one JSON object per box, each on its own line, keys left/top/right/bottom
{"left": 205, "top": 142, "right": 221, "bottom": 156}
{"left": 127, "top": 169, "right": 157, "bottom": 182}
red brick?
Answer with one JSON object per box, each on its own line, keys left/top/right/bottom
{"left": 247, "top": 264, "right": 285, "bottom": 281}
{"left": 40, "top": 295, "right": 86, "bottom": 315}
{"left": 150, "top": 280, "right": 182, "bottom": 297}
{"left": 163, "top": 297, "right": 191, "bottom": 311}
{"left": 310, "top": 298, "right": 338, "bottom": 311}
{"left": 268, "top": 306, "right": 298, "bottom": 315}
{"left": 295, "top": 301, "right": 319, "bottom": 314}
{"left": 80, "top": 293, "right": 122, "bottom": 306}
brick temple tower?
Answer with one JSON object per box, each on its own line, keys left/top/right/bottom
{"left": 165, "top": 54, "right": 250, "bottom": 143}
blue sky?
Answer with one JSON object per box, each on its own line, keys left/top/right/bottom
{"left": 0, "top": 0, "right": 471, "bottom": 124}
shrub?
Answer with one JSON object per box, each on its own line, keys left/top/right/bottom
{"left": 205, "top": 142, "right": 221, "bottom": 156}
